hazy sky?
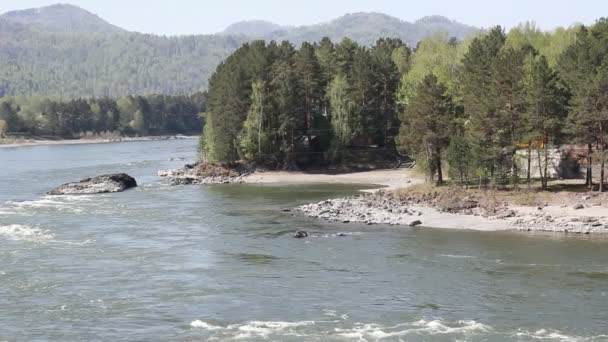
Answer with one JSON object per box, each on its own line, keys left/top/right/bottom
{"left": 0, "top": 0, "right": 605, "bottom": 36}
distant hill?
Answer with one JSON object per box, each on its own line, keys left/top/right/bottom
{"left": 222, "top": 13, "right": 479, "bottom": 46}
{"left": 0, "top": 4, "right": 480, "bottom": 98}
{"left": 0, "top": 18, "right": 245, "bottom": 98}
{"left": 0, "top": 3, "right": 123, "bottom": 33}
{"left": 222, "top": 20, "right": 287, "bottom": 37}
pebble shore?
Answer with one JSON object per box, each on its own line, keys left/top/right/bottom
{"left": 296, "top": 190, "right": 608, "bottom": 234}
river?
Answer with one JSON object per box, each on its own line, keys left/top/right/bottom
{"left": 1, "top": 139, "right": 607, "bottom": 341}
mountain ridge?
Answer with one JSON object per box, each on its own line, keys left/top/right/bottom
{"left": 220, "top": 13, "right": 478, "bottom": 46}
{"left": 0, "top": 3, "right": 123, "bottom": 33}
{"left": 0, "top": 4, "right": 480, "bottom": 98}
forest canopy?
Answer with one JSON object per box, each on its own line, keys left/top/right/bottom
{"left": 201, "top": 19, "right": 608, "bottom": 190}
{"left": 0, "top": 94, "right": 205, "bottom": 138}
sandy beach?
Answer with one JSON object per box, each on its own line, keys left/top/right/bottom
{"left": 157, "top": 162, "right": 608, "bottom": 234}
{"left": 243, "top": 169, "right": 608, "bottom": 234}
{"left": 242, "top": 169, "right": 516, "bottom": 231}
{"left": 243, "top": 169, "right": 423, "bottom": 191}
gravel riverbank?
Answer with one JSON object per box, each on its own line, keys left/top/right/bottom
{"left": 296, "top": 189, "right": 608, "bottom": 234}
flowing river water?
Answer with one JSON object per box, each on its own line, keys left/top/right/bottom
{"left": 1, "top": 139, "right": 607, "bottom": 341}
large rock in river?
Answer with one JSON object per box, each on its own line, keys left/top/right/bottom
{"left": 47, "top": 173, "right": 137, "bottom": 195}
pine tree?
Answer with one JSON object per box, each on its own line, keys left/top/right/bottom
{"left": 398, "top": 74, "right": 453, "bottom": 185}
{"left": 294, "top": 42, "right": 323, "bottom": 133}
{"left": 461, "top": 26, "right": 506, "bottom": 185}
{"left": 523, "top": 53, "right": 567, "bottom": 189}
{"left": 492, "top": 47, "right": 527, "bottom": 186}
{"left": 371, "top": 38, "right": 403, "bottom": 146}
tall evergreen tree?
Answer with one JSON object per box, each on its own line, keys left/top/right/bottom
{"left": 294, "top": 42, "right": 323, "bottom": 132}
{"left": 398, "top": 74, "right": 453, "bottom": 185}
{"left": 523, "top": 53, "right": 567, "bottom": 189}
{"left": 461, "top": 26, "right": 506, "bottom": 185}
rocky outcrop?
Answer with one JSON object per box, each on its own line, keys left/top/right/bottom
{"left": 158, "top": 162, "right": 253, "bottom": 185}
{"left": 47, "top": 173, "right": 137, "bottom": 195}
{"left": 296, "top": 189, "right": 608, "bottom": 234}
{"left": 297, "top": 191, "right": 427, "bottom": 226}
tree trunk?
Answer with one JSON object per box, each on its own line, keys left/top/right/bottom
{"left": 537, "top": 148, "right": 544, "bottom": 189}
{"left": 436, "top": 148, "right": 443, "bottom": 186}
{"left": 511, "top": 152, "right": 518, "bottom": 189}
{"left": 527, "top": 145, "right": 531, "bottom": 186}
{"left": 586, "top": 143, "right": 593, "bottom": 188}
{"left": 601, "top": 123, "right": 605, "bottom": 192}
{"left": 490, "top": 164, "right": 495, "bottom": 189}
{"left": 425, "top": 144, "right": 434, "bottom": 183}
{"left": 543, "top": 133, "right": 549, "bottom": 190}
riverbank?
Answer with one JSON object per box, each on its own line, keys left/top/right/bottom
{"left": 296, "top": 182, "right": 608, "bottom": 234}
{"left": 0, "top": 135, "right": 197, "bottom": 148}
{"left": 246, "top": 170, "right": 608, "bottom": 233}
{"left": 158, "top": 162, "right": 608, "bottom": 233}
{"left": 243, "top": 169, "right": 422, "bottom": 191}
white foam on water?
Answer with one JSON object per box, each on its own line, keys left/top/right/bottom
{"left": 440, "top": 254, "right": 476, "bottom": 259}
{"left": 4, "top": 195, "right": 95, "bottom": 215}
{"left": 190, "top": 320, "right": 315, "bottom": 339}
{"left": 335, "top": 319, "right": 492, "bottom": 340}
{"left": 0, "top": 224, "right": 55, "bottom": 242}
{"left": 190, "top": 320, "right": 223, "bottom": 330}
{"left": 0, "top": 224, "right": 93, "bottom": 246}
{"left": 190, "top": 318, "right": 608, "bottom": 341}
{"left": 515, "top": 328, "right": 608, "bottom": 341}
{"left": 191, "top": 318, "right": 494, "bottom": 340}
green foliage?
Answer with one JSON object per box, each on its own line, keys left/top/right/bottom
{"left": 446, "top": 134, "right": 472, "bottom": 182}
{"left": 506, "top": 22, "right": 579, "bottom": 67}
{"left": 239, "top": 80, "right": 270, "bottom": 162}
{"left": 328, "top": 75, "right": 354, "bottom": 147}
{"left": 397, "top": 33, "right": 468, "bottom": 106}
{"left": 0, "top": 19, "right": 245, "bottom": 98}
{"left": 0, "top": 94, "right": 204, "bottom": 138}
{"left": 461, "top": 26, "right": 507, "bottom": 179}
{"left": 398, "top": 74, "right": 453, "bottom": 184}
{"left": 0, "top": 119, "right": 6, "bottom": 137}
{"left": 203, "top": 38, "right": 407, "bottom": 167}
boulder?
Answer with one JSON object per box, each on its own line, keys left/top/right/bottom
{"left": 409, "top": 220, "right": 422, "bottom": 227}
{"left": 47, "top": 173, "right": 137, "bottom": 195}
{"left": 293, "top": 231, "right": 308, "bottom": 239}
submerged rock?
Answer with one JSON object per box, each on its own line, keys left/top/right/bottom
{"left": 47, "top": 173, "right": 137, "bottom": 195}
{"left": 293, "top": 231, "right": 308, "bottom": 239}
{"left": 409, "top": 220, "right": 422, "bottom": 227}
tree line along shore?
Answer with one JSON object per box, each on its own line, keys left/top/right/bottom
{"left": 199, "top": 20, "right": 608, "bottom": 193}
{"left": 0, "top": 93, "right": 205, "bottom": 140}
{"left": 4, "top": 20, "right": 608, "bottom": 195}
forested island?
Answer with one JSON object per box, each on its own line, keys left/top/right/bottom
{"left": 201, "top": 19, "right": 608, "bottom": 191}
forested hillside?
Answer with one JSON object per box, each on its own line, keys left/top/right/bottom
{"left": 0, "top": 4, "right": 477, "bottom": 99}
{"left": 0, "top": 19, "right": 245, "bottom": 98}
{"left": 0, "top": 3, "right": 123, "bottom": 33}
{"left": 222, "top": 13, "right": 479, "bottom": 46}
{"left": 201, "top": 20, "right": 608, "bottom": 190}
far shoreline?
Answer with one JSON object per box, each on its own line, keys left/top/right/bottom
{"left": 158, "top": 163, "right": 608, "bottom": 234}
{"left": 0, "top": 135, "right": 199, "bottom": 149}
{"left": 240, "top": 170, "right": 608, "bottom": 235}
